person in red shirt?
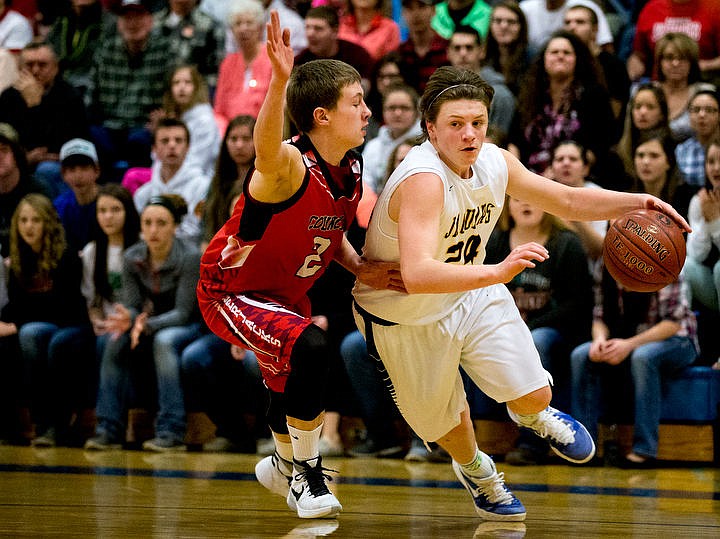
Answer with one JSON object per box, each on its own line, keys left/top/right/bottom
{"left": 338, "top": 0, "right": 401, "bottom": 60}
{"left": 397, "top": 0, "right": 450, "bottom": 94}
{"left": 197, "top": 12, "right": 402, "bottom": 520}
{"left": 627, "top": 0, "right": 720, "bottom": 81}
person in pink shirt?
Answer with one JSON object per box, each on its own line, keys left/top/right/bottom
{"left": 213, "top": 0, "right": 272, "bottom": 122}
{"left": 338, "top": 0, "right": 400, "bottom": 60}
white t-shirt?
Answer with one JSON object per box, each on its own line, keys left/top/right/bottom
{"left": 81, "top": 242, "right": 125, "bottom": 317}
{"left": 0, "top": 10, "right": 33, "bottom": 50}
{"left": 520, "top": 0, "right": 613, "bottom": 55}
{"left": 354, "top": 141, "right": 508, "bottom": 325}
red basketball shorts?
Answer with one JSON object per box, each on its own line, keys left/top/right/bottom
{"left": 198, "top": 287, "right": 311, "bottom": 392}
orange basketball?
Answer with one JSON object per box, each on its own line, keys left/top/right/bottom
{"left": 602, "top": 209, "right": 686, "bottom": 293}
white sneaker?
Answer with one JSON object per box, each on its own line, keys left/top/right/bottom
{"left": 287, "top": 457, "right": 342, "bottom": 519}
{"left": 282, "top": 520, "right": 340, "bottom": 538}
{"left": 255, "top": 453, "right": 292, "bottom": 498}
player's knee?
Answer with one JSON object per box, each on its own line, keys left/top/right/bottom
{"left": 509, "top": 386, "right": 552, "bottom": 414}
{"left": 290, "top": 323, "right": 330, "bottom": 372}
{"left": 284, "top": 324, "right": 330, "bottom": 421}
{"left": 288, "top": 324, "right": 330, "bottom": 386}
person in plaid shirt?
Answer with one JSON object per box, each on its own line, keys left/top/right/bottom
{"left": 676, "top": 85, "right": 720, "bottom": 188}
{"left": 87, "top": 0, "right": 173, "bottom": 175}
{"left": 153, "top": 0, "right": 226, "bottom": 92}
{"left": 396, "top": 0, "right": 449, "bottom": 94}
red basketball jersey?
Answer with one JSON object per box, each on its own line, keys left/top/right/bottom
{"left": 199, "top": 135, "right": 362, "bottom": 317}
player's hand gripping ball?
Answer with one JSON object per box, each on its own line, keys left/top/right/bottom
{"left": 602, "top": 209, "right": 686, "bottom": 292}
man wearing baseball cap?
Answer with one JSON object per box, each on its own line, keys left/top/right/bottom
{"left": 115, "top": 0, "right": 152, "bottom": 14}
{"left": 54, "top": 138, "right": 102, "bottom": 253}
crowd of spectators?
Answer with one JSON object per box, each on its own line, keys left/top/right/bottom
{"left": 0, "top": 0, "right": 719, "bottom": 467}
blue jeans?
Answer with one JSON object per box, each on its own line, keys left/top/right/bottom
{"left": 95, "top": 323, "right": 202, "bottom": 442}
{"left": 340, "top": 330, "right": 399, "bottom": 445}
{"left": 18, "top": 321, "right": 95, "bottom": 432}
{"left": 90, "top": 124, "right": 153, "bottom": 179}
{"left": 570, "top": 335, "right": 697, "bottom": 458}
{"left": 682, "top": 257, "right": 720, "bottom": 311}
{"left": 180, "top": 333, "right": 264, "bottom": 442}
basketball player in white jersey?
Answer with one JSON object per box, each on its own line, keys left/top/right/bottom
{"left": 352, "top": 66, "right": 690, "bottom": 521}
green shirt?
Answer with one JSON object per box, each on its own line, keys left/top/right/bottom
{"left": 431, "top": 0, "right": 492, "bottom": 40}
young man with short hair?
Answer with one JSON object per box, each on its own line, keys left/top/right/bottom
{"left": 564, "top": 5, "right": 630, "bottom": 127}
{"left": 133, "top": 117, "right": 210, "bottom": 245}
{"left": 446, "top": 25, "right": 516, "bottom": 134}
{"left": 54, "top": 138, "right": 101, "bottom": 253}
{"left": 397, "top": 0, "right": 450, "bottom": 94}
{"left": 197, "top": 12, "right": 402, "bottom": 519}
{"left": 295, "top": 6, "right": 375, "bottom": 85}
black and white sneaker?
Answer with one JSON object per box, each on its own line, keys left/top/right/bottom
{"left": 256, "top": 452, "right": 293, "bottom": 498}
{"left": 286, "top": 457, "right": 342, "bottom": 519}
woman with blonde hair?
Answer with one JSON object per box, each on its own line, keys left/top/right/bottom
{"left": 1, "top": 194, "right": 93, "bottom": 447}
{"left": 160, "top": 64, "right": 221, "bottom": 176}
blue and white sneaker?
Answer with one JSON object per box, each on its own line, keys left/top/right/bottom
{"left": 452, "top": 460, "right": 526, "bottom": 521}
{"left": 510, "top": 406, "right": 595, "bottom": 464}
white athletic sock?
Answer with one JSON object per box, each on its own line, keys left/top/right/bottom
{"left": 507, "top": 406, "right": 541, "bottom": 427}
{"left": 287, "top": 423, "right": 322, "bottom": 463}
{"left": 459, "top": 448, "right": 496, "bottom": 478}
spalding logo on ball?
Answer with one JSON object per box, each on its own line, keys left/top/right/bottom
{"left": 602, "top": 209, "right": 686, "bottom": 293}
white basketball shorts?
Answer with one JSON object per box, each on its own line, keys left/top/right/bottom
{"left": 353, "top": 284, "right": 551, "bottom": 442}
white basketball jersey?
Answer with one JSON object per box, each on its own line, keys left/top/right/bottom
{"left": 354, "top": 140, "right": 508, "bottom": 325}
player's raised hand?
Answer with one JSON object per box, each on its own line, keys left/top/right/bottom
{"left": 266, "top": 10, "right": 293, "bottom": 82}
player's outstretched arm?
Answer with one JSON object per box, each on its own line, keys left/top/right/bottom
{"left": 250, "top": 10, "right": 304, "bottom": 203}
{"left": 503, "top": 149, "right": 691, "bottom": 233}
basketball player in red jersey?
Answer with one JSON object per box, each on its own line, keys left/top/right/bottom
{"left": 197, "top": 12, "right": 403, "bottom": 519}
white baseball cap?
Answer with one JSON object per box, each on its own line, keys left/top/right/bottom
{"left": 59, "top": 138, "right": 99, "bottom": 166}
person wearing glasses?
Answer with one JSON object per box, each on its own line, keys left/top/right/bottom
{"left": 676, "top": 86, "right": 720, "bottom": 187}
{"left": 362, "top": 83, "right": 423, "bottom": 194}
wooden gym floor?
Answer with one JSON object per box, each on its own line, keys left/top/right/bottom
{"left": 0, "top": 446, "right": 718, "bottom": 538}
